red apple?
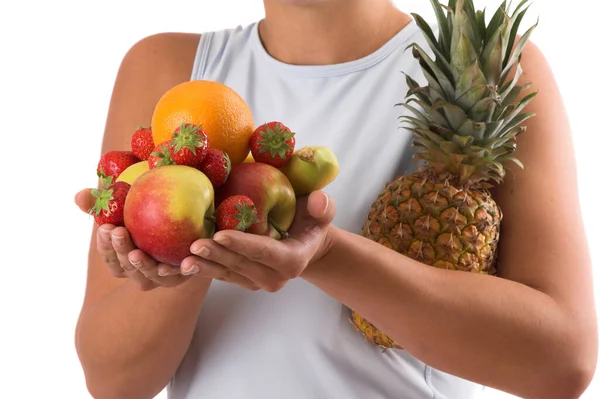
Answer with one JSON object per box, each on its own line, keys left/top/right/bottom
{"left": 216, "top": 162, "right": 296, "bottom": 239}
{"left": 124, "top": 164, "right": 215, "bottom": 266}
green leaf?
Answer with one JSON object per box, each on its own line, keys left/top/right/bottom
{"left": 455, "top": 84, "right": 490, "bottom": 110}
{"left": 400, "top": 100, "right": 442, "bottom": 125}
{"left": 413, "top": 99, "right": 452, "bottom": 127}
{"left": 468, "top": 97, "right": 498, "bottom": 123}
{"left": 399, "top": 115, "right": 430, "bottom": 131}
{"left": 501, "top": 90, "right": 537, "bottom": 124}
{"left": 503, "top": 3, "right": 531, "bottom": 68}
{"left": 411, "top": 13, "right": 454, "bottom": 78}
{"left": 451, "top": 30, "right": 479, "bottom": 78}
{"left": 452, "top": 134, "right": 475, "bottom": 148}
{"left": 462, "top": 0, "right": 482, "bottom": 50}
{"left": 455, "top": 59, "right": 487, "bottom": 99}
{"left": 464, "top": 145, "right": 489, "bottom": 158}
{"left": 404, "top": 72, "right": 434, "bottom": 105}
{"left": 433, "top": 99, "right": 469, "bottom": 131}
{"left": 429, "top": 0, "right": 452, "bottom": 57}
{"left": 499, "top": 17, "right": 538, "bottom": 86}
{"left": 501, "top": 82, "right": 531, "bottom": 108}
{"left": 481, "top": 20, "right": 508, "bottom": 85}
{"left": 477, "top": 9, "right": 486, "bottom": 39}
{"left": 500, "top": 111, "right": 536, "bottom": 135}
{"left": 486, "top": 1, "right": 508, "bottom": 43}
{"left": 409, "top": 43, "right": 456, "bottom": 98}
{"left": 457, "top": 118, "right": 487, "bottom": 141}
{"left": 499, "top": 62, "right": 523, "bottom": 100}
{"left": 414, "top": 129, "right": 445, "bottom": 144}
{"left": 498, "top": 155, "right": 524, "bottom": 168}
{"left": 440, "top": 140, "right": 462, "bottom": 154}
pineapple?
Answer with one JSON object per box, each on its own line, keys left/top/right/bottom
{"left": 350, "top": 0, "right": 538, "bottom": 350}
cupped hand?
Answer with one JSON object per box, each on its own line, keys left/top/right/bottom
{"left": 181, "top": 190, "right": 336, "bottom": 292}
{"left": 75, "top": 188, "right": 191, "bottom": 291}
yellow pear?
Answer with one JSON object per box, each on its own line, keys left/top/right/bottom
{"left": 279, "top": 146, "right": 339, "bottom": 196}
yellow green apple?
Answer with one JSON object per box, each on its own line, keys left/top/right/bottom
{"left": 123, "top": 164, "right": 215, "bottom": 266}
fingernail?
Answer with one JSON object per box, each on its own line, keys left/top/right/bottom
{"left": 158, "top": 268, "right": 179, "bottom": 276}
{"left": 322, "top": 192, "right": 330, "bottom": 214}
{"left": 182, "top": 264, "right": 200, "bottom": 275}
{"left": 192, "top": 246, "right": 210, "bottom": 257}
{"left": 99, "top": 228, "right": 111, "bottom": 243}
{"left": 128, "top": 256, "right": 141, "bottom": 267}
{"left": 112, "top": 234, "right": 125, "bottom": 247}
{"left": 213, "top": 234, "right": 228, "bottom": 245}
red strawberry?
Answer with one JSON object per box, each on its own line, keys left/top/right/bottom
{"left": 249, "top": 121, "right": 296, "bottom": 167}
{"left": 88, "top": 180, "right": 131, "bottom": 226}
{"left": 214, "top": 195, "right": 259, "bottom": 232}
{"left": 97, "top": 151, "right": 140, "bottom": 180}
{"left": 148, "top": 140, "right": 176, "bottom": 169}
{"left": 131, "top": 126, "right": 154, "bottom": 161}
{"left": 169, "top": 123, "right": 209, "bottom": 167}
{"left": 197, "top": 148, "right": 231, "bottom": 188}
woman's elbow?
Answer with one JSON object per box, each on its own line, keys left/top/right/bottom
{"left": 545, "top": 327, "right": 597, "bottom": 399}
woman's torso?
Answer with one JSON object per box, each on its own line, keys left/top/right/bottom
{"left": 167, "top": 20, "right": 484, "bottom": 399}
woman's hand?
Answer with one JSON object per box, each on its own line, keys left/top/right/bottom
{"left": 182, "top": 190, "right": 336, "bottom": 292}
{"left": 75, "top": 188, "right": 192, "bottom": 291}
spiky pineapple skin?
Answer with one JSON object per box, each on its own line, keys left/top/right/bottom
{"left": 350, "top": 168, "right": 502, "bottom": 348}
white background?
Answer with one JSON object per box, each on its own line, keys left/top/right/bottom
{"left": 0, "top": 1, "right": 597, "bottom": 398}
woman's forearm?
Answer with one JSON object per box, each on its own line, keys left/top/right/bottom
{"left": 302, "top": 227, "right": 590, "bottom": 399}
{"left": 75, "top": 276, "right": 211, "bottom": 399}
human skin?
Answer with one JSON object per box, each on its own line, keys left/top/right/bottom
{"left": 74, "top": 1, "right": 598, "bottom": 399}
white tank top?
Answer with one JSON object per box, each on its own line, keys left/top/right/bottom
{"left": 168, "top": 20, "right": 485, "bottom": 399}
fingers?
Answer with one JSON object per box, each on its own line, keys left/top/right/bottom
{"left": 211, "top": 230, "right": 303, "bottom": 279}
{"left": 190, "top": 239, "right": 291, "bottom": 292}
{"left": 180, "top": 255, "right": 260, "bottom": 291}
{"left": 95, "top": 225, "right": 126, "bottom": 278}
{"left": 109, "top": 226, "right": 137, "bottom": 273}
{"left": 75, "top": 188, "right": 95, "bottom": 213}
{"left": 306, "top": 191, "right": 335, "bottom": 225}
{"left": 128, "top": 249, "right": 188, "bottom": 288}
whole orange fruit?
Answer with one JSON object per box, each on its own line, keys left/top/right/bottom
{"left": 151, "top": 80, "right": 255, "bottom": 166}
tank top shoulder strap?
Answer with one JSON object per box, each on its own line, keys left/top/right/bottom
{"left": 190, "top": 23, "right": 257, "bottom": 81}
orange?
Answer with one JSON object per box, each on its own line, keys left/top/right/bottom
{"left": 151, "top": 80, "right": 255, "bottom": 166}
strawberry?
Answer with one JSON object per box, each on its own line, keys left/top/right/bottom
{"left": 214, "top": 195, "right": 259, "bottom": 232}
{"left": 148, "top": 140, "right": 176, "bottom": 169}
{"left": 97, "top": 150, "right": 140, "bottom": 180}
{"left": 131, "top": 126, "right": 154, "bottom": 161}
{"left": 197, "top": 147, "right": 231, "bottom": 188}
{"left": 249, "top": 121, "right": 296, "bottom": 167}
{"left": 169, "top": 123, "right": 209, "bottom": 167}
{"left": 88, "top": 179, "right": 131, "bottom": 226}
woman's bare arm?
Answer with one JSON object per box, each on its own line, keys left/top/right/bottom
{"left": 75, "top": 32, "right": 212, "bottom": 399}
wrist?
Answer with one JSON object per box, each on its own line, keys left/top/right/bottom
{"left": 303, "top": 225, "right": 339, "bottom": 277}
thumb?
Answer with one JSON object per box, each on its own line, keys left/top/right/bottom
{"left": 306, "top": 191, "right": 335, "bottom": 225}
{"left": 75, "top": 188, "right": 96, "bottom": 213}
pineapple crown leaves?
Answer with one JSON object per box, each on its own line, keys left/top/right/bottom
{"left": 257, "top": 123, "right": 296, "bottom": 159}
{"left": 232, "top": 202, "right": 260, "bottom": 231}
{"left": 172, "top": 123, "right": 206, "bottom": 155}
{"left": 399, "top": 0, "right": 538, "bottom": 187}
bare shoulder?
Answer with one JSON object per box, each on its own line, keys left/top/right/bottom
{"left": 491, "top": 38, "right": 594, "bottom": 310}
{"left": 100, "top": 32, "right": 201, "bottom": 153}
{"left": 118, "top": 32, "right": 202, "bottom": 92}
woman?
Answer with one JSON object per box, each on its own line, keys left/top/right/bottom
{"left": 74, "top": 0, "right": 597, "bottom": 398}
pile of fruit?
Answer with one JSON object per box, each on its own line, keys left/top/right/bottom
{"left": 89, "top": 80, "right": 339, "bottom": 266}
